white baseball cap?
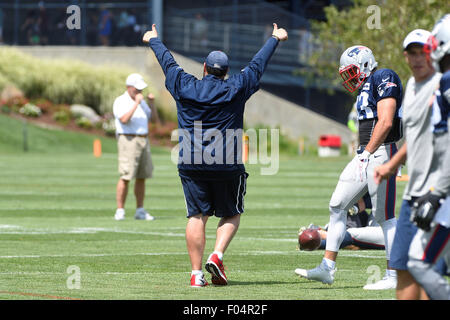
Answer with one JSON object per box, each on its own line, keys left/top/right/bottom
{"left": 403, "top": 29, "right": 431, "bottom": 50}
{"left": 126, "top": 73, "right": 147, "bottom": 90}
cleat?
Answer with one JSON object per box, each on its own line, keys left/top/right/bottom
{"left": 363, "top": 275, "right": 397, "bottom": 290}
{"left": 295, "top": 263, "right": 336, "bottom": 285}
{"left": 135, "top": 209, "right": 155, "bottom": 221}
{"left": 205, "top": 253, "right": 228, "bottom": 285}
{"left": 190, "top": 273, "right": 208, "bottom": 287}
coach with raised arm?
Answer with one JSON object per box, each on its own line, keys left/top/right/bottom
{"left": 143, "top": 23, "right": 287, "bottom": 287}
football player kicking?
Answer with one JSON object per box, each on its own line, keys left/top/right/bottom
{"left": 295, "top": 46, "right": 403, "bottom": 290}
{"left": 407, "top": 14, "right": 450, "bottom": 300}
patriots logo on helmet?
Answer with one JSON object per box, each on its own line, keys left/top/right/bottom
{"left": 348, "top": 46, "right": 367, "bottom": 57}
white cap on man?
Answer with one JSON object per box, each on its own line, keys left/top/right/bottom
{"left": 126, "top": 73, "right": 148, "bottom": 90}
{"left": 403, "top": 29, "right": 431, "bottom": 50}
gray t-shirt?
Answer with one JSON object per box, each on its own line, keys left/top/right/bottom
{"left": 402, "top": 72, "right": 443, "bottom": 200}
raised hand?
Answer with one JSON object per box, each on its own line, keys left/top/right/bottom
{"left": 135, "top": 93, "right": 144, "bottom": 104}
{"left": 143, "top": 24, "right": 158, "bottom": 43}
{"left": 272, "top": 23, "right": 288, "bottom": 41}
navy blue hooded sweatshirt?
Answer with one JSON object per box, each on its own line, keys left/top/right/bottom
{"left": 149, "top": 36, "right": 279, "bottom": 178}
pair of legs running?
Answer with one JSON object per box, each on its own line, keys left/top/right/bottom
{"left": 187, "top": 213, "right": 240, "bottom": 287}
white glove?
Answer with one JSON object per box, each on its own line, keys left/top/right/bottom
{"left": 356, "top": 150, "right": 371, "bottom": 182}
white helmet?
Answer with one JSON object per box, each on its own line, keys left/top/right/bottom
{"left": 425, "top": 14, "right": 450, "bottom": 72}
{"left": 339, "top": 46, "right": 378, "bottom": 93}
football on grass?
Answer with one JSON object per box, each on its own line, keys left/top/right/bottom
{"left": 299, "top": 228, "right": 321, "bottom": 251}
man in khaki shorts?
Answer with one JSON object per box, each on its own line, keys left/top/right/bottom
{"left": 113, "top": 73, "right": 160, "bottom": 221}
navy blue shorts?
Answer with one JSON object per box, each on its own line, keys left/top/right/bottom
{"left": 390, "top": 199, "right": 418, "bottom": 270}
{"left": 180, "top": 172, "right": 249, "bottom": 218}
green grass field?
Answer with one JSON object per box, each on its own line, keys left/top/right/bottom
{"left": 0, "top": 114, "right": 407, "bottom": 300}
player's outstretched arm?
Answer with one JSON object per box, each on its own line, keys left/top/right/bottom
{"left": 143, "top": 24, "right": 158, "bottom": 43}
{"left": 238, "top": 23, "right": 288, "bottom": 98}
{"left": 143, "top": 24, "right": 195, "bottom": 99}
{"left": 272, "top": 23, "right": 288, "bottom": 41}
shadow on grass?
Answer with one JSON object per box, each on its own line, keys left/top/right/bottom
{"left": 225, "top": 280, "right": 363, "bottom": 291}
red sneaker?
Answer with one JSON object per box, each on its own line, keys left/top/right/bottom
{"left": 205, "top": 253, "right": 228, "bottom": 285}
{"left": 190, "top": 273, "right": 208, "bottom": 287}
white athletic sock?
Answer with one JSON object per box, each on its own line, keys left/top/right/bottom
{"left": 191, "top": 270, "right": 203, "bottom": 276}
{"left": 380, "top": 218, "right": 397, "bottom": 261}
{"left": 386, "top": 269, "right": 397, "bottom": 278}
{"left": 322, "top": 258, "right": 336, "bottom": 270}
{"left": 325, "top": 207, "right": 347, "bottom": 252}
{"left": 213, "top": 251, "right": 223, "bottom": 261}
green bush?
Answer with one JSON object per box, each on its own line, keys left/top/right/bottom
{"left": 0, "top": 47, "right": 159, "bottom": 116}
{"left": 1, "top": 105, "right": 11, "bottom": 114}
{"left": 0, "top": 72, "right": 11, "bottom": 92}
{"left": 52, "top": 109, "right": 71, "bottom": 125}
{"left": 75, "top": 116, "right": 93, "bottom": 129}
{"left": 101, "top": 117, "right": 116, "bottom": 136}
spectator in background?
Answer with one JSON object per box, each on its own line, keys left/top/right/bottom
{"left": 87, "top": 12, "right": 99, "bottom": 46}
{"left": 125, "top": 9, "right": 138, "bottom": 46}
{"left": 21, "top": 10, "right": 40, "bottom": 45}
{"left": 55, "top": 8, "right": 67, "bottom": 44}
{"left": 192, "top": 13, "right": 208, "bottom": 49}
{"left": 38, "top": 1, "right": 49, "bottom": 45}
{"left": 113, "top": 73, "right": 160, "bottom": 221}
{"left": 116, "top": 10, "right": 129, "bottom": 45}
{"left": 54, "top": 8, "right": 78, "bottom": 45}
{"left": 98, "top": 6, "right": 113, "bottom": 46}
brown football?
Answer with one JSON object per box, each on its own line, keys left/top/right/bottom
{"left": 299, "top": 228, "right": 321, "bottom": 251}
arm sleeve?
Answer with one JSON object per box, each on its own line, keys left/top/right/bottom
{"left": 433, "top": 75, "right": 450, "bottom": 196}
{"left": 433, "top": 132, "right": 450, "bottom": 196}
{"left": 236, "top": 36, "right": 279, "bottom": 99}
{"left": 141, "top": 100, "right": 152, "bottom": 120}
{"left": 113, "top": 97, "right": 126, "bottom": 119}
{"left": 441, "top": 74, "right": 450, "bottom": 105}
{"left": 148, "top": 38, "right": 195, "bottom": 99}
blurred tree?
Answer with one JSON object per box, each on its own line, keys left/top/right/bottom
{"left": 303, "top": 0, "right": 447, "bottom": 93}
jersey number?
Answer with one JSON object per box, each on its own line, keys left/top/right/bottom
{"left": 357, "top": 92, "right": 374, "bottom": 119}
